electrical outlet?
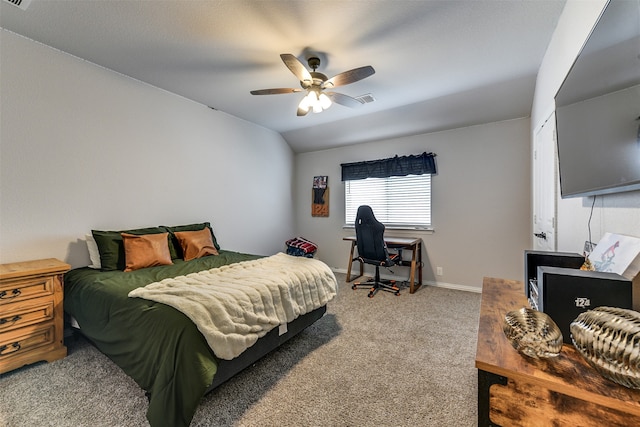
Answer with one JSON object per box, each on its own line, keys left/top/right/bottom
{"left": 436, "top": 267, "right": 443, "bottom": 276}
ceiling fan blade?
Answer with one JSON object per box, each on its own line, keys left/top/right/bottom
{"left": 280, "top": 54, "right": 312, "bottom": 83}
{"left": 323, "top": 66, "right": 375, "bottom": 89}
{"left": 326, "top": 92, "right": 365, "bottom": 108}
{"left": 250, "top": 88, "right": 302, "bottom": 95}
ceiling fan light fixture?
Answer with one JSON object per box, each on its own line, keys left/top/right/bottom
{"left": 310, "top": 92, "right": 322, "bottom": 113}
{"left": 318, "top": 93, "right": 332, "bottom": 110}
{"left": 302, "top": 90, "right": 331, "bottom": 114}
{"left": 298, "top": 95, "right": 311, "bottom": 113}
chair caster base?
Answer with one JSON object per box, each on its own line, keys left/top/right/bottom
{"left": 352, "top": 276, "right": 401, "bottom": 297}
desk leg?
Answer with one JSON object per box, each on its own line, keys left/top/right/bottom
{"left": 346, "top": 241, "right": 355, "bottom": 282}
{"left": 418, "top": 241, "right": 422, "bottom": 289}
{"left": 346, "top": 241, "right": 364, "bottom": 282}
{"left": 409, "top": 242, "right": 422, "bottom": 294}
{"left": 477, "top": 369, "right": 507, "bottom": 427}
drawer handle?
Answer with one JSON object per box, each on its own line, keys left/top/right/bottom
{"left": 0, "top": 342, "right": 21, "bottom": 356}
{"left": 0, "top": 315, "right": 21, "bottom": 326}
{"left": 0, "top": 289, "right": 21, "bottom": 299}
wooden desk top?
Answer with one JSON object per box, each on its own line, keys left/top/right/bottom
{"left": 476, "top": 277, "right": 640, "bottom": 416}
{"left": 343, "top": 235, "right": 421, "bottom": 246}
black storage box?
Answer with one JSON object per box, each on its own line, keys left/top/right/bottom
{"left": 536, "top": 266, "right": 632, "bottom": 343}
{"left": 524, "top": 250, "right": 633, "bottom": 344}
{"left": 524, "top": 250, "right": 585, "bottom": 306}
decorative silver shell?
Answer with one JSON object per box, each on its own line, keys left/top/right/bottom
{"left": 571, "top": 306, "right": 640, "bottom": 389}
{"left": 503, "top": 307, "right": 563, "bottom": 359}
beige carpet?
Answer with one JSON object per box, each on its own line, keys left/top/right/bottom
{"left": 0, "top": 273, "right": 481, "bottom": 426}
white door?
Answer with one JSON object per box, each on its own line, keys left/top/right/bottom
{"left": 533, "top": 112, "right": 557, "bottom": 251}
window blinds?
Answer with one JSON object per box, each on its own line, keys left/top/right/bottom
{"left": 344, "top": 174, "right": 432, "bottom": 227}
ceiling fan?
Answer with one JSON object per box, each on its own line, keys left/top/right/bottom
{"left": 250, "top": 54, "right": 375, "bottom": 116}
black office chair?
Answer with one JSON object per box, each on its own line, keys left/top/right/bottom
{"left": 351, "top": 205, "right": 401, "bottom": 297}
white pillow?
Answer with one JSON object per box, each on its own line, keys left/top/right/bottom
{"left": 85, "top": 233, "right": 101, "bottom": 269}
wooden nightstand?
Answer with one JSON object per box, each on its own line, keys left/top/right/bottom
{"left": 0, "top": 258, "right": 70, "bottom": 374}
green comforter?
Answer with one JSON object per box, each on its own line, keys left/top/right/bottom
{"left": 64, "top": 250, "right": 261, "bottom": 427}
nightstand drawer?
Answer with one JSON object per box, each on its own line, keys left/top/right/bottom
{"left": 0, "top": 323, "right": 55, "bottom": 359}
{"left": 0, "top": 275, "right": 54, "bottom": 306}
{"left": 0, "top": 300, "right": 54, "bottom": 333}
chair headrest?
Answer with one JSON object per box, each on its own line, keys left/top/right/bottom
{"left": 356, "top": 205, "right": 377, "bottom": 224}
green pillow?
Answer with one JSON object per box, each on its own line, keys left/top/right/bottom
{"left": 92, "top": 227, "right": 174, "bottom": 271}
{"left": 163, "top": 222, "right": 221, "bottom": 259}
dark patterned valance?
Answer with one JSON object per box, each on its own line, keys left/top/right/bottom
{"left": 341, "top": 152, "right": 437, "bottom": 181}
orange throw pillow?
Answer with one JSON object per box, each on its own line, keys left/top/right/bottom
{"left": 174, "top": 228, "right": 219, "bottom": 261}
{"left": 122, "top": 232, "right": 173, "bottom": 272}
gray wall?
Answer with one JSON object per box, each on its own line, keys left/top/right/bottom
{"left": 294, "top": 118, "right": 532, "bottom": 290}
{"left": 0, "top": 30, "right": 296, "bottom": 267}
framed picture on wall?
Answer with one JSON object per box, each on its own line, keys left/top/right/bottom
{"left": 312, "top": 176, "right": 329, "bottom": 217}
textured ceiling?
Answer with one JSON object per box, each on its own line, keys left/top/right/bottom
{"left": 0, "top": 0, "right": 567, "bottom": 152}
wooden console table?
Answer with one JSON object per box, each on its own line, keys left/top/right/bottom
{"left": 475, "top": 277, "right": 640, "bottom": 426}
{"left": 343, "top": 236, "right": 422, "bottom": 294}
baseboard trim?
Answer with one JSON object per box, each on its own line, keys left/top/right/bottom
{"left": 424, "top": 280, "right": 482, "bottom": 293}
{"left": 331, "top": 268, "right": 481, "bottom": 294}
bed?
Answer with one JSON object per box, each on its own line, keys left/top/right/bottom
{"left": 63, "top": 223, "right": 337, "bottom": 427}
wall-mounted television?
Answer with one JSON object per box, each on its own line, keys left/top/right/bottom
{"left": 555, "top": 0, "right": 640, "bottom": 198}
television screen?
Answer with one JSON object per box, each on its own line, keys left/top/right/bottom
{"left": 555, "top": 0, "right": 640, "bottom": 198}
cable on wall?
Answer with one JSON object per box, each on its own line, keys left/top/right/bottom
{"left": 587, "top": 195, "right": 597, "bottom": 253}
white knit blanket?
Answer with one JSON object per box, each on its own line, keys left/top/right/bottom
{"left": 128, "top": 253, "right": 337, "bottom": 360}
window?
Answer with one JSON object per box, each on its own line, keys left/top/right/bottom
{"left": 345, "top": 174, "right": 432, "bottom": 228}
{"left": 341, "top": 152, "right": 436, "bottom": 229}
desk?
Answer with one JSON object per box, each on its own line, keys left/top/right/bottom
{"left": 343, "top": 236, "right": 422, "bottom": 294}
{"left": 475, "top": 277, "right": 640, "bottom": 426}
